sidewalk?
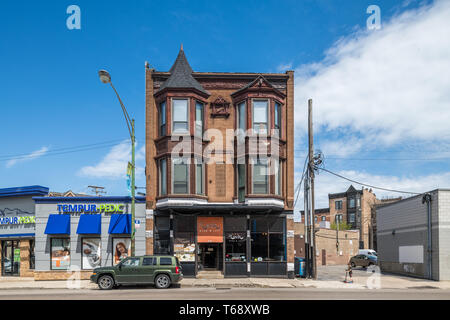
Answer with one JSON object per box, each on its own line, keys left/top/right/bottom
{"left": 1, "top": 273, "right": 449, "bottom": 290}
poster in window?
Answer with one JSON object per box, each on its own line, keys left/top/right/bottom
{"left": 174, "top": 240, "right": 196, "bottom": 262}
{"left": 113, "top": 238, "right": 131, "bottom": 265}
{"left": 82, "top": 238, "right": 101, "bottom": 269}
{"left": 51, "top": 239, "right": 70, "bottom": 270}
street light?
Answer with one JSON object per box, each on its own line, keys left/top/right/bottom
{"left": 98, "top": 69, "right": 136, "bottom": 257}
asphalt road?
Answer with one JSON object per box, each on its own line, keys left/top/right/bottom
{"left": 1, "top": 287, "right": 450, "bottom": 300}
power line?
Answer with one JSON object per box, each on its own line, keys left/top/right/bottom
{"left": 293, "top": 155, "right": 309, "bottom": 208}
{"left": 317, "top": 167, "right": 422, "bottom": 195}
{"left": 0, "top": 139, "right": 132, "bottom": 162}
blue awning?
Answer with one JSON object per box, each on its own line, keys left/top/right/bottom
{"left": 108, "top": 214, "right": 131, "bottom": 234}
{"left": 44, "top": 214, "right": 70, "bottom": 235}
{"left": 76, "top": 214, "right": 101, "bottom": 234}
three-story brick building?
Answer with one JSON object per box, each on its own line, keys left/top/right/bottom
{"left": 144, "top": 47, "right": 295, "bottom": 277}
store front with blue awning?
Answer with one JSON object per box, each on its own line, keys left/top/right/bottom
{"left": 33, "top": 196, "right": 146, "bottom": 280}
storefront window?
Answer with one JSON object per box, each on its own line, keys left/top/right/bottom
{"left": 250, "top": 217, "right": 285, "bottom": 262}
{"left": 251, "top": 232, "right": 268, "bottom": 261}
{"left": 81, "top": 238, "right": 101, "bottom": 269}
{"left": 113, "top": 238, "right": 130, "bottom": 265}
{"left": 225, "top": 232, "right": 246, "bottom": 262}
{"left": 174, "top": 216, "right": 195, "bottom": 262}
{"left": 154, "top": 216, "right": 170, "bottom": 255}
{"left": 51, "top": 238, "right": 70, "bottom": 270}
{"left": 225, "top": 217, "right": 247, "bottom": 262}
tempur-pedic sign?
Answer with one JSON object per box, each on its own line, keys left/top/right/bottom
{"left": 57, "top": 204, "right": 125, "bottom": 214}
{"left": 0, "top": 216, "right": 35, "bottom": 225}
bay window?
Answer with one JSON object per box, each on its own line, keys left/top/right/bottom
{"left": 253, "top": 159, "right": 268, "bottom": 194}
{"left": 237, "top": 162, "right": 246, "bottom": 202}
{"left": 172, "top": 99, "right": 189, "bottom": 133}
{"left": 195, "top": 159, "right": 204, "bottom": 195}
{"left": 172, "top": 158, "right": 189, "bottom": 194}
{"left": 159, "top": 158, "right": 167, "bottom": 196}
{"left": 237, "top": 101, "right": 246, "bottom": 131}
{"left": 274, "top": 159, "right": 282, "bottom": 196}
{"left": 252, "top": 100, "right": 268, "bottom": 134}
{"left": 159, "top": 101, "right": 166, "bottom": 136}
{"left": 195, "top": 101, "right": 204, "bottom": 137}
{"left": 274, "top": 102, "right": 281, "bottom": 135}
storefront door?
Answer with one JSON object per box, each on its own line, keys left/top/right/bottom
{"left": 199, "top": 244, "right": 223, "bottom": 270}
{"left": 1, "top": 240, "right": 20, "bottom": 276}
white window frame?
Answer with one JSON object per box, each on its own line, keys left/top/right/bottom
{"left": 172, "top": 157, "right": 190, "bottom": 194}
{"left": 195, "top": 158, "right": 205, "bottom": 195}
{"left": 195, "top": 100, "right": 204, "bottom": 138}
{"left": 252, "top": 157, "right": 269, "bottom": 194}
{"left": 171, "top": 98, "right": 190, "bottom": 135}
{"left": 274, "top": 159, "right": 282, "bottom": 196}
{"left": 252, "top": 99, "right": 269, "bottom": 135}
{"left": 236, "top": 158, "right": 246, "bottom": 202}
{"left": 159, "top": 158, "right": 167, "bottom": 196}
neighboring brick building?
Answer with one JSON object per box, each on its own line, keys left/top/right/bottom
{"left": 329, "top": 185, "right": 378, "bottom": 249}
{"left": 145, "top": 47, "right": 295, "bottom": 277}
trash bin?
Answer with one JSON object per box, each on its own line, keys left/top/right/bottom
{"left": 295, "top": 257, "right": 306, "bottom": 277}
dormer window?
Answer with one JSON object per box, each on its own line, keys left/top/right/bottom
{"left": 252, "top": 99, "right": 269, "bottom": 134}
{"left": 172, "top": 99, "right": 189, "bottom": 134}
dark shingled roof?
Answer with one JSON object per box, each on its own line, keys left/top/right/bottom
{"left": 157, "top": 48, "right": 209, "bottom": 95}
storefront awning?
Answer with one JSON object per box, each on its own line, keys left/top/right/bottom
{"left": 108, "top": 214, "right": 131, "bottom": 234}
{"left": 76, "top": 214, "right": 101, "bottom": 234}
{"left": 44, "top": 214, "right": 70, "bottom": 235}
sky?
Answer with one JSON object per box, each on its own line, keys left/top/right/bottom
{"left": 0, "top": 0, "right": 449, "bottom": 218}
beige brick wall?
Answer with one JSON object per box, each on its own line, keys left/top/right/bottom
{"left": 34, "top": 271, "right": 93, "bottom": 281}
{"left": 19, "top": 240, "right": 34, "bottom": 277}
{"left": 294, "top": 221, "right": 360, "bottom": 265}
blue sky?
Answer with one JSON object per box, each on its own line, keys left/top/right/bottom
{"left": 0, "top": 0, "right": 449, "bottom": 210}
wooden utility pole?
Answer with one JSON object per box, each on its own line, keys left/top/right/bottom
{"left": 308, "top": 99, "right": 317, "bottom": 279}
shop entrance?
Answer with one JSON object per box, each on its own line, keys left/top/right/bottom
{"left": 198, "top": 243, "right": 223, "bottom": 270}
{"left": 1, "top": 240, "right": 20, "bottom": 276}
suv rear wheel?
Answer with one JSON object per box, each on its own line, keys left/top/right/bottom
{"left": 98, "top": 275, "right": 115, "bottom": 290}
{"left": 351, "top": 262, "right": 356, "bottom": 268}
{"left": 155, "top": 274, "right": 171, "bottom": 289}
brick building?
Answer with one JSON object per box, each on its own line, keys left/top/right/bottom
{"left": 144, "top": 47, "right": 295, "bottom": 277}
{"left": 328, "top": 185, "right": 378, "bottom": 249}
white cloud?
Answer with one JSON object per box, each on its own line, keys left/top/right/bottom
{"left": 78, "top": 141, "right": 145, "bottom": 179}
{"left": 6, "top": 146, "right": 49, "bottom": 168}
{"left": 294, "top": 0, "right": 450, "bottom": 154}
{"left": 294, "top": 169, "right": 450, "bottom": 221}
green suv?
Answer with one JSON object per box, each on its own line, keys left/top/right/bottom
{"left": 90, "top": 255, "right": 183, "bottom": 290}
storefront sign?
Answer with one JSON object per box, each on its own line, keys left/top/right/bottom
{"left": 57, "top": 204, "right": 125, "bottom": 214}
{"left": 0, "top": 216, "right": 35, "bottom": 225}
{"left": 197, "top": 217, "right": 223, "bottom": 243}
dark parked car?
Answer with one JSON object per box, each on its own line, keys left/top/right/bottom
{"left": 349, "top": 254, "right": 378, "bottom": 268}
{"left": 90, "top": 255, "right": 183, "bottom": 290}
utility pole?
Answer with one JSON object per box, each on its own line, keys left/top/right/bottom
{"left": 308, "top": 98, "right": 317, "bottom": 279}
{"left": 304, "top": 170, "right": 311, "bottom": 278}
{"left": 88, "top": 185, "right": 106, "bottom": 196}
